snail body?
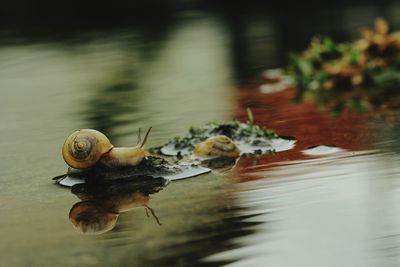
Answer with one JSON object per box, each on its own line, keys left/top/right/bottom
{"left": 62, "top": 128, "right": 151, "bottom": 170}
{"left": 193, "top": 135, "right": 240, "bottom": 158}
{"left": 100, "top": 146, "right": 146, "bottom": 168}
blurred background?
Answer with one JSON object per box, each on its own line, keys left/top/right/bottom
{"left": 2, "top": 0, "right": 400, "bottom": 82}
{"left": 2, "top": 1, "right": 400, "bottom": 267}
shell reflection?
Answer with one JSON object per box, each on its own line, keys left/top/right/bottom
{"left": 69, "top": 176, "right": 168, "bottom": 235}
{"left": 69, "top": 201, "right": 119, "bottom": 235}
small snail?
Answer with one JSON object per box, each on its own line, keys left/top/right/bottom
{"left": 193, "top": 135, "right": 240, "bottom": 158}
{"left": 62, "top": 127, "right": 152, "bottom": 169}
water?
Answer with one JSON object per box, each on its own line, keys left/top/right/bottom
{"left": 1, "top": 4, "right": 400, "bottom": 267}
{"left": 205, "top": 151, "right": 400, "bottom": 267}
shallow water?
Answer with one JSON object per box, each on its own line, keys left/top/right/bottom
{"left": 1, "top": 6, "right": 400, "bottom": 267}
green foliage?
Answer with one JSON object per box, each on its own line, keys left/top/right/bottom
{"left": 348, "top": 48, "right": 360, "bottom": 65}
{"left": 247, "top": 108, "right": 254, "bottom": 124}
{"left": 286, "top": 31, "right": 400, "bottom": 116}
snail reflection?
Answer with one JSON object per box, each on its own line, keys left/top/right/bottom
{"left": 69, "top": 176, "right": 168, "bottom": 235}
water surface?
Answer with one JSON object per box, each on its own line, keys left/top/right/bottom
{"left": 1, "top": 6, "right": 400, "bottom": 267}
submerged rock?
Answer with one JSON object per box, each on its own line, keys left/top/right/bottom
{"left": 53, "top": 156, "right": 211, "bottom": 187}
{"left": 302, "top": 145, "right": 345, "bottom": 156}
{"left": 53, "top": 119, "right": 296, "bottom": 188}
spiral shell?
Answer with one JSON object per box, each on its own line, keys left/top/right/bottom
{"left": 62, "top": 129, "right": 114, "bottom": 169}
{"left": 193, "top": 135, "right": 240, "bottom": 158}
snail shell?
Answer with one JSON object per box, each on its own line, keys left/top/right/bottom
{"left": 62, "top": 129, "right": 114, "bottom": 169}
{"left": 193, "top": 135, "right": 240, "bottom": 158}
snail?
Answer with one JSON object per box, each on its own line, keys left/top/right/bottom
{"left": 193, "top": 135, "right": 240, "bottom": 158}
{"left": 62, "top": 127, "right": 152, "bottom": 169}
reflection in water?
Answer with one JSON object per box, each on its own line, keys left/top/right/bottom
{"left": 76, "top": 15, "right": 234, "bottom": 145}
{"left": 69, "top": 201, "right": 119, "bottom": 235}
{"left": 232, "top": 87, "right": 370, "bottom": 182}
{"left": 69, "top": 177, "right": 168, "bottom": 234}
{"left": 206, "top": 149, "right": 400, "bottom": 267}
{"left": 80, "top": 33, "right": 169, "bottom": 140}
{"left": 83, "top": 74, "right": 140, "bottom": 139}
{"left": 104, "top": 175, "right": 265, "bottom": 267}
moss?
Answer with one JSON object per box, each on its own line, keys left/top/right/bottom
{"left": 165, "top": 120, "right": 277, "bottom": 152}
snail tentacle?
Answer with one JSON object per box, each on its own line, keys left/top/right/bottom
{"left": 145, "top": 205, "right": 162, "bottom": 226}
{"left": 140, "top": 127, "right": 152, "bottom": 148}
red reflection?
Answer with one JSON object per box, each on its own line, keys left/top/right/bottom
{"left": 232, "top": 87, "right": 372, "bottom": 182}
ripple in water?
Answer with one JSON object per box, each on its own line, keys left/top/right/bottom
{"left": 204, "top": 150, "right": 400, "bottom": 267}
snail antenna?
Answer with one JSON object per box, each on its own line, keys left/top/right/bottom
{"left": 137, "top": 128, "right": 142, "bottom": 146}
{"left": 145, "top": 205, "right": 162, "bottom": 226}
{"left": 140, "top": 127, "right": 152, "bottom": 148}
